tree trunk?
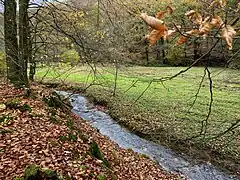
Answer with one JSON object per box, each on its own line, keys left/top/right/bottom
{"left": 29, "top": 35, "right": 35, "bottom": 81}
{"left": 29, "top": 58, "right": 36, "bottom": 81}
{"left": 4, "top": 0, "right": 19, "bottom": 85}
{"left": 161, "top": 37, "right": 166, "bottom": 64}
{"left": 19, "top": 0, "right": 30, "bottom": 87}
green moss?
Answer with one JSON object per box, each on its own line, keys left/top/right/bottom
{"left": 0, "top": 129, "right": 12, "bottom": 135}
{"left": 63, "top": 175, "right": 72, "bottom": 180}
{"left": 59, "top": 135, "right": 68, "bottom": 141}
{"left": 78, "top": 132, "right": 89, "bottom": 143}
{"left": 5, "top": 99, "right": 21, "bottom": 109}
{"left": 43, "top": 168, "right": 58, "bottom": 179}
{"left": 97, "top": 174, "right": 106, "bottom": 180}
{"left": 50, "top": 115, "right": 59, "bottom": 124}
{"left": 0, "top": 114, "right": 13, "bottom": 124}
{"left": 13, "top": 177, "right": 24, "bottom": 180}
{"left": 90, "top": 141, "right": 110, "bottom": 168}
{"left": 68, "top": 131, "right": 78, "bottom": 142}
{"left": 23, "top": 165, "right": 60, "bottom": 180}
{"left": 24, "top": 165, "right": 40, "bottom": 180}
{"left": 22, "top": 103, "right": 32, "bottom": 112}
{"left": 79, "top": 165, "right": 88, "bottom": 170}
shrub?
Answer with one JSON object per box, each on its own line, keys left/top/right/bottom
{"left": 60, "top": 49, "right": 79, "bottom": 66}
{"left": 164, "top": 46, "right": 187, "bottom": 66}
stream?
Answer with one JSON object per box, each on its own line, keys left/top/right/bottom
{"left": 57, "top": 91, "right": 238, "bottom": 180}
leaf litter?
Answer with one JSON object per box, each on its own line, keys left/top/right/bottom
{"left": 0, "top": 81, "right": 183, "bottom": 179}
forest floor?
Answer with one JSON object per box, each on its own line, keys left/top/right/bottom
{"left": 0, "top": 81, "right": 182, "bottom": 179}
{"left": 36, "top": 65, "right": 240, "bottom": 175}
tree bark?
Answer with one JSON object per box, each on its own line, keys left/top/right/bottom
{"left": 29, "top": 32, "right": 35, "bottom": 81}
{"left": 4, "top": 0, "right": 19, "bottom": 85}
{"left": 161, "top": 37, "right": 166, "bottom": 64}
{"left": 19, "top": 0, "right": 30, "bottom": 86}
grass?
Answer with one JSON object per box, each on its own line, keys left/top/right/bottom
{"left": 36, "top": 64, "right": 240, "bottom": 172}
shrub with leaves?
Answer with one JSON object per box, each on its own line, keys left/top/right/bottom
{"left": 60, "top": 49, "right": 79, "bottom": 66}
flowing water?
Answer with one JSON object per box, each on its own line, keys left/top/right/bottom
{"left": 57, "top": 91, "right": 238, "bottom": 180}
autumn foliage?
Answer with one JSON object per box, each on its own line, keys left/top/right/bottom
{"left": 141, "top": 0, "right": 239, "bottom": 50}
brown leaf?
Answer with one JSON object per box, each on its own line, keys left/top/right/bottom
{"left": 0, "top": 143, "right": 6, "bottom": 148}
{"left": 0, "top": 82, "right": 182, "bottom": 180}
{"left": 210, "top": 0, "right": 227, "bottom": 8}
{"left": 176, "top": 36, "right": 188, "bottom": 45}
{"left": 186, "top": 29, "right": 200, "bottom": 36}
{"left": 185, "top": 10, "right": 202, "bottom": 25}
{"left": 166, "top": 6, "right": 173, "bottom": 14}
{"left": 221, "top": 25, "right": 236, "bottom": 50}
{"left": 155, "top": 6, "right": 173, "bottom": 19}
{"left": 185, "top": 10, "right": 195, "bottom": 17}
{"left": 164, "top": 26, "right": 181, "bottom": 40}
{"left": 156, "top": 11, "right": 166, "bottom": 20}
{"left": 140, "top": 13, "right": 164, "bottom": 30}
{"left": 210, "top": 16, "right": 224, "bottom": 28}
{"left": 146, "top": 28, "right": 167, "bottom": 45}
{"left": 164, "top": 29, "right": 177, "bottom": 40}
{"left": 199, "top": 23, "right": 212, "bottom": 35}
{"left": 176, "top": 29, "right": 200, "bottom": 45}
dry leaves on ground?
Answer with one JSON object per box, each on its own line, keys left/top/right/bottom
{"left": 0, "top": 81, "right": 183, "bottom": 179}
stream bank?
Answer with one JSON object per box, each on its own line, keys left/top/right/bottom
{"left": 57, "top": 91, "right": 238, "bottom": 180}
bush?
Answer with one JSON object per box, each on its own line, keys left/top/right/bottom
{"left": 164, "top": 46, "right": 187, "bottom": 66}
{"left": 60, "top": 49, "right": 79, "bottom": 66}
{"left": 229, "top": 39, "right": 240, "bottom": 69}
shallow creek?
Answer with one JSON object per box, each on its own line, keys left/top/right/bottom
{"left": 57, "top": 91, "right": 237, "bottom": 180}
